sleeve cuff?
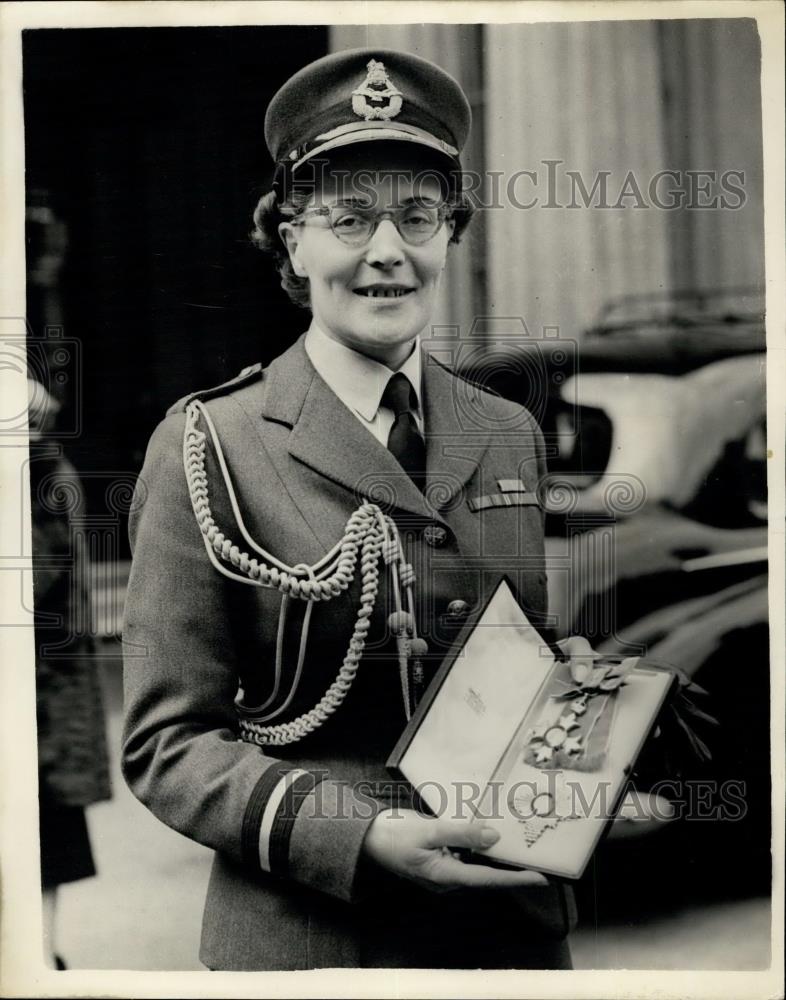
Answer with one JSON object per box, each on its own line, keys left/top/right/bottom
{"left": 242, "top": 766, "right": 387, "bottom": 903}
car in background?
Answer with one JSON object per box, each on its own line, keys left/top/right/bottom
{"left": 458, "top": 289, "right": 768, "bottom": 915}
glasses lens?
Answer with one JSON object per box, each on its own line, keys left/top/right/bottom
{"left": 397, "top": 205, "right": 442, "bottom": 245}
{"left": 328, "top": 207, "right": 374, "bottom": 246}
{"left": 327, "top": 205, "right": 445, "bottom": 246}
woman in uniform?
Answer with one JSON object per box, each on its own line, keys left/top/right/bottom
{"left": 122, "top": 47, "right": 614, "bottom": 971}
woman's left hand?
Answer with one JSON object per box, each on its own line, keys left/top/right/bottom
{"left": 555, "top": 634, "right": 598, "bottom": 667}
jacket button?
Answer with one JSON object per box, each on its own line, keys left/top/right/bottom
{"left": 423, "top": 524, "right": 448, "bottom": 547}
{"left": 447, "top": 599, "right": 471, "bottom": 619}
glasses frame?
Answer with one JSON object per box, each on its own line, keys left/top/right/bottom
{"left": 286, "top": 203, "right": 454, "bottom": 247}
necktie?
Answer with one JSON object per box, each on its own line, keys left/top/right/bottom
{"left": 382, "top": 372, "right": 426, "bottom": 490}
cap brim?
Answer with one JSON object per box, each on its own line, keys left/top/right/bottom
{"left": 292, "top": 127, "right": 459, "bottom": 172}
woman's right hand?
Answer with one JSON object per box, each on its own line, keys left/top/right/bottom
{"left": 362, "top": 808, "right": 549, "bottom": 893}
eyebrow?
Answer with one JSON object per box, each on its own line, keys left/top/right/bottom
{"left": 323, "top": 195, "right": 442, "bottom": 209}
{"left": 322, "top": 196, "right": 373, "bottom": 208}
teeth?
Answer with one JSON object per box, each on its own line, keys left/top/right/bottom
{"left": 358, "top": 288, "right": 410, "bottom": 298}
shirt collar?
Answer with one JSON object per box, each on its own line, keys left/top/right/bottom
{"left": 304, "top": 321, "right": 422, "bottom": 422}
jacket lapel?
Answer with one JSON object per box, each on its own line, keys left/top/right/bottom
{"left": 422, "top": 352, "right": 492, "bottom": 511}
{"left": 260, "top": 337, "right": 493, "bottom": 526}
{"left": 261, "top": 336, "right": 437, "bottom": 523}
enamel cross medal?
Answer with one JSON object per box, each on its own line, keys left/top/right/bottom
{"left": 517, "top": 658, "right": 637, "bottom": 846}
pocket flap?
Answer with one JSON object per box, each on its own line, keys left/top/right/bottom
{"left": 468, "top": 492, "right": 541, "bottom": 512}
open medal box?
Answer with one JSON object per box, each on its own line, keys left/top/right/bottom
{"left": 387, "top": 577, "right": 676, "bottom": 879}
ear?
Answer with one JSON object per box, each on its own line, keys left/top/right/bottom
{"left": 278, "top": 221, "right": 309, "bottom": 279}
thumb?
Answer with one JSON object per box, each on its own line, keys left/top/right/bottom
{"left": 423, "top": 818, "right": 501, "bottom": 851}
{"left": 556, "top": 635, "right": 597, "bottom": 659}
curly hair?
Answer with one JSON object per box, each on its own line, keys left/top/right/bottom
{"left": 250, "top": 181, "right": 476, "bottom": 310}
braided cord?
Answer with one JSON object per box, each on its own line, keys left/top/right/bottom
{"left": 239, "top": 517, "right": 384, "bottom": 745}
{"left": 182, "top": 401, "right": 397, "bottom": 746}
{"left": 184, "top": 401, "right": 366, "bottom": 598}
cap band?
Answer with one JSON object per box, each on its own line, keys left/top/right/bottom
{"left": 313, "top": 120, "right": 459, "bottom": 155}
{"left": 292, "top": 125, "right": 459, "bottom": 172}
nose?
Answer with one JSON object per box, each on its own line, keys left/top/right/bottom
{"left": 364, "top": 218, "right": 406, "bottom": 268}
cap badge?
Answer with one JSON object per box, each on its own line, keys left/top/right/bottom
{"left": 352, "top": 59, "right": 403, "bottom": 121}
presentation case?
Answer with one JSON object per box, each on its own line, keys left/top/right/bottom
{"left": 387, "top": 577, "right": 676, "bottom": 879}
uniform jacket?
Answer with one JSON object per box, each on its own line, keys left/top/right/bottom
{"left": 121, "top": 334, "right": 577, "bottom": 970}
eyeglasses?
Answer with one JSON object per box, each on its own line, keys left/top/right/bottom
{"left": 288, "top": 203, "right": 453, "bottom": 247}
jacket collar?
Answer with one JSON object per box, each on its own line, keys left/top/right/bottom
{"left": 261, "top": 334, "right": 490, "bottom": 519}
{"left": 304, "top": 322, "right": 422, "bottom": 425}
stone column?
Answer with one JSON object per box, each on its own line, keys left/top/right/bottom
{"left": 484, "top": 20, "right": 672, "bottom": 346}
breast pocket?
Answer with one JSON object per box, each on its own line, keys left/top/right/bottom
{"left": 467, "top": 480, "right": 545, "bottom": 564}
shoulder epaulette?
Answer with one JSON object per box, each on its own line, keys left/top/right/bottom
{"left": 166, "top": 363, "right": 264, "bottom": 416}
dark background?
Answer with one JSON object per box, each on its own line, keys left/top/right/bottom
{"left": 24, "top": 27, "right": 327, "bottom": 518}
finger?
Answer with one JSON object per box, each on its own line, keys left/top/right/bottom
{"left": 422, "top": 819, "right": 500, "bottom": 852}
{"left": 431, "top": 855, "right": 548, "bottom": 889}
{"left": 608, "top": 792, "right": 675, "bottom": 840}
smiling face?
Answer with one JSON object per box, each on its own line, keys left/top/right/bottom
{"left": 279, "top": 145, "right": 454, "bottom": 369}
